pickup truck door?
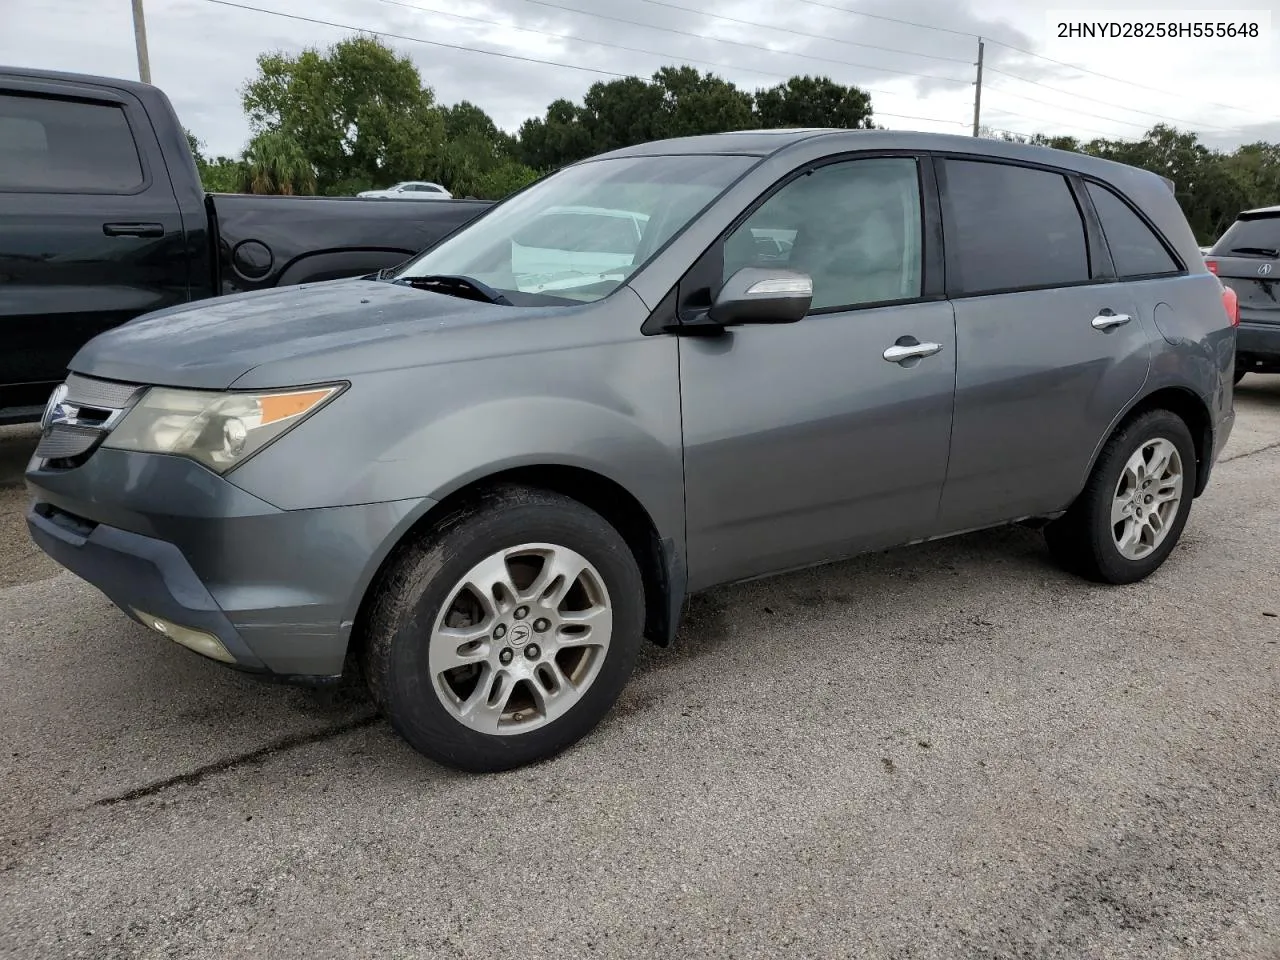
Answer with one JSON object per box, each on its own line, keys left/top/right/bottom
{"left": 677, "top": 156, "right": 957, "bottom": 591}
{"left": 0, "top": 78, "right": 187, "bottom": 415}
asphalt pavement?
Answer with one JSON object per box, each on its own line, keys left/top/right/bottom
{"left": 2, "top": 378, "right": 1279, "bottom": 959}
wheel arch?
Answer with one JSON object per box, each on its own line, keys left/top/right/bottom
{"left": 1085, "top": 384, "right": 1215, "bottom": 500}
{"left": 349, "top": 464, "right": 685, "bottom": 667}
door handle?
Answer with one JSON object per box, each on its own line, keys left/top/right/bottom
{"left": 103, "top": 222, "right": 164, "bottom": 238}
{"left": 1091, "top": 311, "right": 1131, "bottom": 331}
{"left": 883, "top": 341, "right": 943, "bottom": 364}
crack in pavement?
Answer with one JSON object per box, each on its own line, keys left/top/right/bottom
{"left": 1219, "top": 437, "right": 1280, "bottom": 463}
{"left": 92, "top": 713, "right": 382, "bottom": 807}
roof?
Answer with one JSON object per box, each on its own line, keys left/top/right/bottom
{"left": 0, "top": 64, "right": 154, "bottom": 95}
{"left": 1239, "top": 204, "right": 1280, "bottom": 218}
{"left": 588, "top": 127, "right": 1159, "bottom": 184}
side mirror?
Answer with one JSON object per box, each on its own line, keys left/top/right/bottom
{"left": 708, "top": 267, "right": 813, "bottom": 325}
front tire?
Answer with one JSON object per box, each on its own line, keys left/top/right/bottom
{"left": 1045, "top": 409, "right": 1197, "bottom": 585}
{"left": 361, "top": 486, "right": 644, "bottom": 772}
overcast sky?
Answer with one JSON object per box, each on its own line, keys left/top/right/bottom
{"left": 2, "top": 0, "right": 1277, "bottom": 157}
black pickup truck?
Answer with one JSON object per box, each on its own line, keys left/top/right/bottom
{"left": 0, "top": 66, "right": 493, "bottom": 423}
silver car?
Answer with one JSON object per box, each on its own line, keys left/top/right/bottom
{"left": 26, "top": 130, "right": 1237, "bottom": 771}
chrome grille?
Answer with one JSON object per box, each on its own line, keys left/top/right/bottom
{"left": 35, "top": 424, "right": 103, "bottom": 460}
{"left": 35, "top": 374, "right": 142, "bottom": 464}
{"left": 64, "top": 373, "right": 142, "bottom": 409}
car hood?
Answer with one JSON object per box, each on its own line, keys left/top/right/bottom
{"left": 69, "top": 277, "right": 523, "bottom": 390}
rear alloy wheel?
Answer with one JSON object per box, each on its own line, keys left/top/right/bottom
{"left": 361, "top": 487, "right": 644, "bottom": 772}
{"left": 1045, "top": 409, "right": 1197, "bottom": 584}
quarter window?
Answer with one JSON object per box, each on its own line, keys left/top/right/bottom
{"left": 0, "top": 93, "right": 144, "bottom": 193}
{"left": 942, "top": 159, "right": 1089, "bottom": 295}
{"left": 1086, "top": 181, "right": 1180, "bottom": 277}
{"left": 722, "top": 157, "right": 924, "bottom": 310}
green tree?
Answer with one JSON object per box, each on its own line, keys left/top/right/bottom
{"left": 516, "top": 68, "right": 755, "bottom": 171}
{"left": 241, "top": 130, "right": 316, "bottom": 195}
{"left": 754, "top": 75, "right": 873, "bottom": 130}
{"left": 185, "top": 127, "right": 248, "bottom": 193}
{"left": 242, "top": 34, "right": 444, "bottom": 195}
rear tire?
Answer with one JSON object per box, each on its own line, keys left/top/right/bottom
{"left": 1045, "top": 409, "right": 1197, "bottom": 585}
{"left": 361, "top": 486, "right": 644, "bottom": 772}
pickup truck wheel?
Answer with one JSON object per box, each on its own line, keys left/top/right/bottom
{"left": 1045, "top": 409, "right": 1197, "bottom": 585}
{"left": 361, "top": 487, "right": 643, "bottom": 772}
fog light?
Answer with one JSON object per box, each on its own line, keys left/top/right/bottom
{"left": 133, "top": 609, "right": 236, "bottom": 663}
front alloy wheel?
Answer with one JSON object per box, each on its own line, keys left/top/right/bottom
{"left": 362, "top": 486, "right": 644, "bottom": 772}
{"left": 429, "top": 544, "right": 613, "bottom": 735}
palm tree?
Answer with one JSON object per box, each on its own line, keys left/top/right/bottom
{"left": 241, "top": 131, "right": 316, "bottom": 195}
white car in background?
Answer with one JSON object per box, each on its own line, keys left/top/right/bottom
{"left": 357, "top": 181, "right": 453, "bottom": 200}
{"left": 510, "top": 205, "right": 649, "bottom": 293}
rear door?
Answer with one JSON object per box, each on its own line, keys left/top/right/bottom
{"left": 0, "top": 79, "right": 187, "bottom": 413}
{"left": 934, "top": 156, "right": 1151, "bottom": 532}
{"left": 1207, "top": 212, "right": 1280, "bottom": 370}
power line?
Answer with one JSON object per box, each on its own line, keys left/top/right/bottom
{"left": 370, "top": 0, "right": 819, "bottom": 84}
{"left": 199, "top": 0, "right": 637, "bottom": 78}
{"left": 726, "top": 0, "right": 978, "bottom": 40}
{"left": 742, "top": 0, "right": 1273, "bottom": 124}
{"left": 196, "top": 0, "right": 969, "bottom": 131}
{"left": 519, "top": 0, "right": 969, "bottom": 86}
{"left": 984, "top": 65, "right": 1237, "bottom": 131}
{"left": 633, "top": 0, "right": 975, "bottom": 62}
{"left": 982, "top": 82, "right": 1151, "bottom": 131}
{"left": 978, "top": 104, "right": 1112, "bottom": 140}
{"left": 376, "top": 0, "right": 962, "bottom": 102}
{"left": 983, "top": 37, "right": 1276, "bottom": 122}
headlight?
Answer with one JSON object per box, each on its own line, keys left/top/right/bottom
{"left": 103, "top": 384, "right": 343, "bottom": 473}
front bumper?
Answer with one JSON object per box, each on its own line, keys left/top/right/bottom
{"left": 26, "top": 448, "right": 429, "bottom": 679}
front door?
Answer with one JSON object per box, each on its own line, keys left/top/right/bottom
{"left": 678, "top": 156, "right": 958, "bottom": 591}
{"left": 0, "top": 81, "right": 187, "bottom": 412}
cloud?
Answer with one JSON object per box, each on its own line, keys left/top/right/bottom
{"left": 2, "top": 0, "right": 1275, "bottom": 157}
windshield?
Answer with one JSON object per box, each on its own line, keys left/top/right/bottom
{"left": 395, "top": 154, "right": 756, "bottom": 304}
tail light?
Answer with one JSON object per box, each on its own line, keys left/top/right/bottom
{"left": 1222, "top": 283, "right": 1239, "bottom": 327}
{"left": 1205, "top": 258, "right": 1219, "bottom": 275}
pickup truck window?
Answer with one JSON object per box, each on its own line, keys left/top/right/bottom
{"left": 0, "top": 93, "right": 143, "bottom": 193}
{"left": 396, "top": 154, "right": 755, "bottom": 304}
{"left": 723, "top": 157, "right": 924, "bottom": 310}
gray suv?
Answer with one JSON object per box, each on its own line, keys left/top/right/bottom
{"left": 1205, "top": 204, "right": 1280, "bottom": 380}
{"left": 26, "top": 130, "right": 1237, "bottom": 772}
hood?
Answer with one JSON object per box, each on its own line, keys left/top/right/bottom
{"left": 69, "top": 277, "right": 517, "bottom": 389}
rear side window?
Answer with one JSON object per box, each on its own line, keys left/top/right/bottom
{"left": 942, "top": 159, "right": 1089, "bottom": 295}
{"left": 1086, "top": 182, "right": 1180, "bottom": 277}
{"left": 0, "top": 93, "right": 144, "bottom": 193}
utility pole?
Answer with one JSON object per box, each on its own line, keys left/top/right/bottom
{"left": 131, "top": 0, "right": 151, "bottom": 84}
{"left": 971, "top": 37, "right": 984, "bottom": 137}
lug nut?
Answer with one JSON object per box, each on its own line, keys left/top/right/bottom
{"left": 524, "top": 644, "right": 541, "bottom": 660}
{"left": 533, "top": 618, "right": 550, "bottom": 633}
{"left": 499, "top": 648, "right": 514, "bottom": 665}
{"left": 514, "top": 605, "right": 530, "bottom": 620}
{"left": 494, "top": 624, "right": 507, "bottom": 640}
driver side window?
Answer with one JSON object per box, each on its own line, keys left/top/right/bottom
{"left": 722, "top": 158, "right": 924, "bottom": 310}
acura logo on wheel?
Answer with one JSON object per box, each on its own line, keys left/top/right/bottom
{"left": 1260, "top": 263, "right": 1274, "bottom": 276}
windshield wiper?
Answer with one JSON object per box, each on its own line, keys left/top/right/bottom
{"left": 1228, "top": 246, "right": 1280, "bottom": 258}
{"left": 392, "top": 273, "right": 512, "bottom": 305}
